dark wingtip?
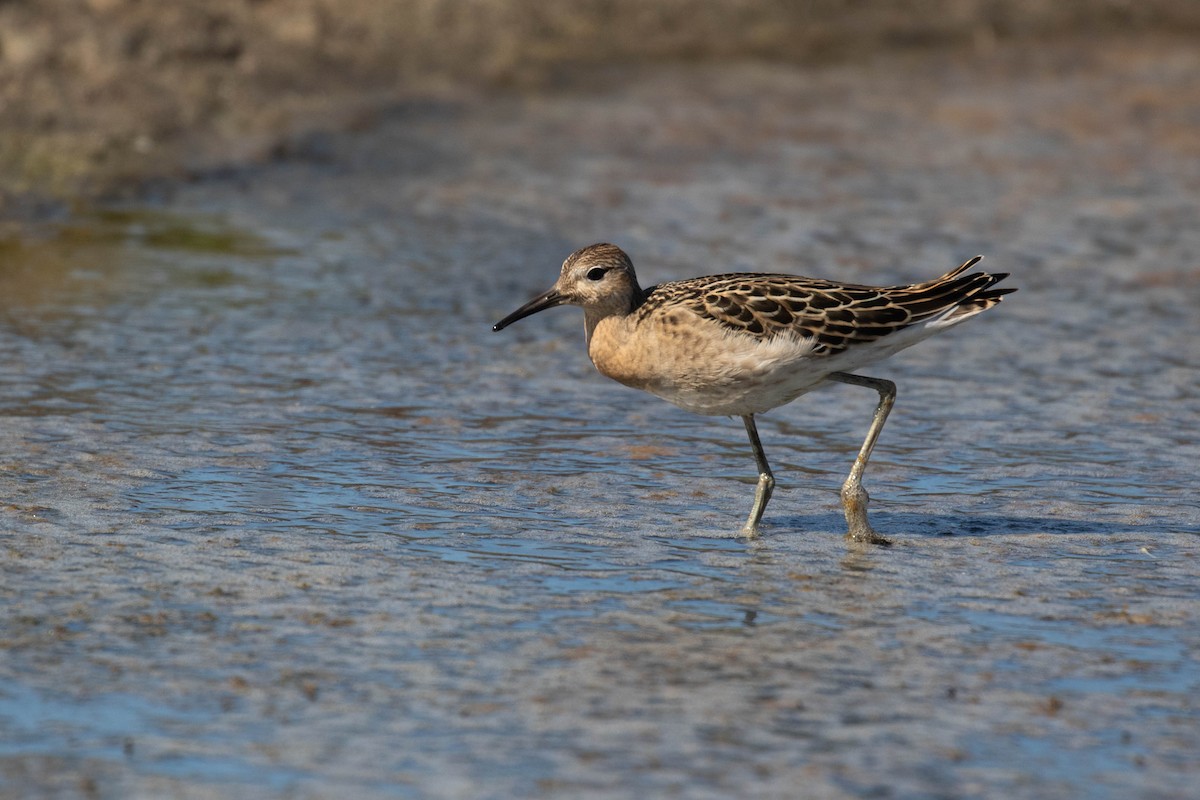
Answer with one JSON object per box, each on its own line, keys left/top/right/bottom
{"left": 940, "top": 254, "right": 986, "bottom": 281}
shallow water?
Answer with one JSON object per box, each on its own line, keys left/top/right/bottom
{"left": 3, "top": 44, "right": 1200, "bottom": 798}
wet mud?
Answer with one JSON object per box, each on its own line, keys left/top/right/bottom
{"left": 2, "top": 36, "right": 1199, "bottom": 799}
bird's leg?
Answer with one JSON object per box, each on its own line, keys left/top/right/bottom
{"left": 827, "top": 373, "right": 895, "bottom": 546}
{"left": 740, "top": 414, "right": 775, "bottom": 536}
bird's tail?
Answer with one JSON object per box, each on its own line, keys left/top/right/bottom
{"left": 900, "top": 256, "right": 1016, "bottom": 325}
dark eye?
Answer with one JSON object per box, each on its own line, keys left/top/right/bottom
{"left": 586, "top": 267, "right": 607, "bottom": 281}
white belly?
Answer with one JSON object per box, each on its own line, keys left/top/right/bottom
{"left": 590, "top": 316, "right": 949, "bottom": 417}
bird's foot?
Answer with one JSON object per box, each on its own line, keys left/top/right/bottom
{"left": 740, "top": 472, "right": 775, "bottom": 537}
{"left": 841, "top": 483, "right": 891, "bottom": 546}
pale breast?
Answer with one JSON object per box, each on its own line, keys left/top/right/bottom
{"left": 587, "top": 309, "right": 830, "bottom": 416}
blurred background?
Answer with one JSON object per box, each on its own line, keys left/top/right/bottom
{"left": 2, "top": 2, "right": 1199, "bottom": 798}
{"left": 2, "top": 0, "right": 1199, "bottom": 207}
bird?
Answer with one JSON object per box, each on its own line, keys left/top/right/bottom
{"left": 493, "top": 243, "right": 1014, "bottom": 543}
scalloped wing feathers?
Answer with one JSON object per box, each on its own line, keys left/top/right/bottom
{"left": 635, "top": 258, "right": 1012, "bottom": 355}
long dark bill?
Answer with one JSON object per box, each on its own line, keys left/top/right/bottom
{"left": 493, "top": 288, "right": 567, "bottom": 332}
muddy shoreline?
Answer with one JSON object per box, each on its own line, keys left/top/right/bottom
{"left": 3, "top": 1, "right": 1200, "bottom": 213}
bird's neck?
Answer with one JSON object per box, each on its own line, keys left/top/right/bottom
{"left": 583, "top": 308, "right": 609, "bottom": 346}
{"left": 584, "top": 287, "right": 644, "bottom": 346}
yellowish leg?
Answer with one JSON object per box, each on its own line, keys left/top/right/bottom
{"left": 828, "top": 372, "right": 895, "bottom": 546}
{"left": 740, "top": 414, "right": 775, "bottom": 536}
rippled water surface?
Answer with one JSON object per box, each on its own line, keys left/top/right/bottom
{"left": 3, "top": 45, "right": 1199, "bottom": 799}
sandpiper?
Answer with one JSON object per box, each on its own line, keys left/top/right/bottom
{"left": 493, "top": 243, "right": 1014, "bottom": 543}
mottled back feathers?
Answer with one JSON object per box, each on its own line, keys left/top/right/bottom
{"left": 634, "top": 256, "right": 1013, "bottom": 355}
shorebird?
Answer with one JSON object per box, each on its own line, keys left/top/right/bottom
{"left": 493, "top": 243, "right": 1014, "bottom": 543}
